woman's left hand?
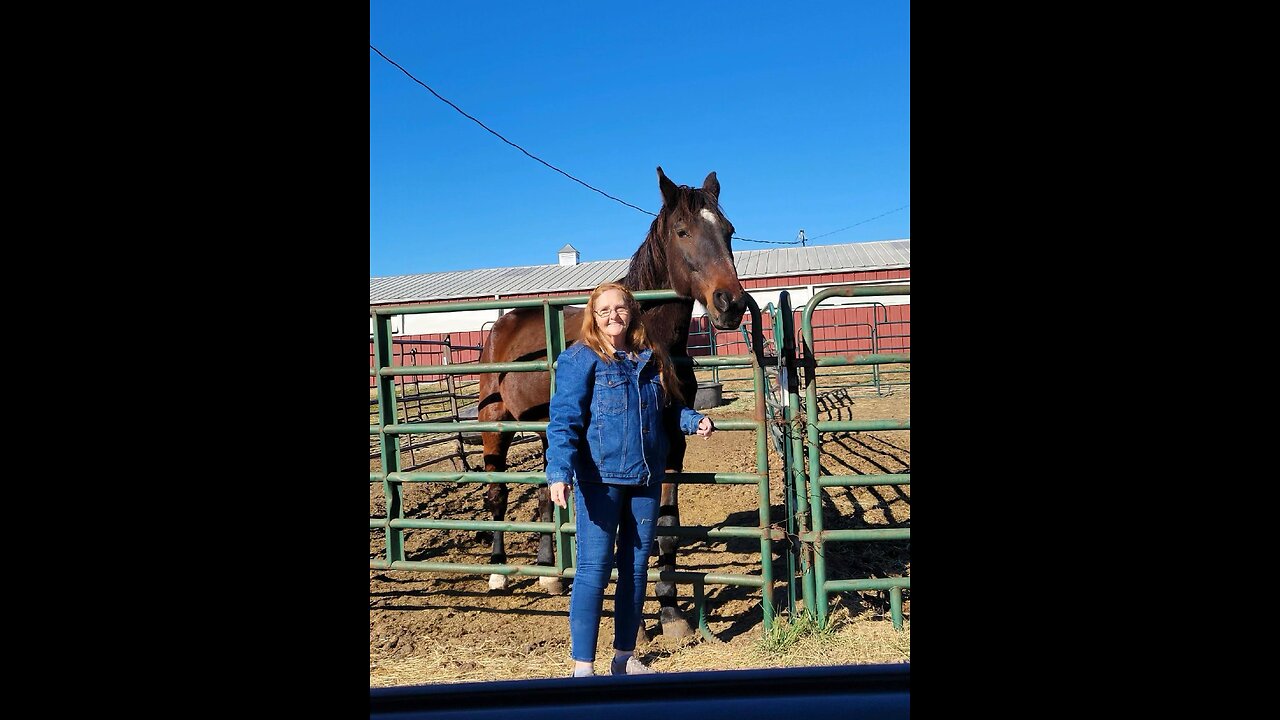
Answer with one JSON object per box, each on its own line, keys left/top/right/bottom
{"left": 696, "top": 416, "right": 715, "bottom": 438}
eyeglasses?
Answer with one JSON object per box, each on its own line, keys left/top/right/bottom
{"left": 594, "top": 306, "right": 631, "bottom": 319}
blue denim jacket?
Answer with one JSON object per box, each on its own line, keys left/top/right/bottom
{"left": 545, "top": 342, "right": 706, "bottom": 487}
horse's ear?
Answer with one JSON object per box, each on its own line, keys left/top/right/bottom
{"left": 657, "top": 166, "right": 679, "bottom": 208}
{"left": 702, "top": 172, "right": 720, "bottom": 202}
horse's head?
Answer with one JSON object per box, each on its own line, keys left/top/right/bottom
{"left": 649, "top": 166, "right": 747, "bottom": 330}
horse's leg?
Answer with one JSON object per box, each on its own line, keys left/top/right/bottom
{"left": 655, "top": 432, "right": 695, "bottom": 637}
{"left": 534, "top": 433, "right": 565, "bottom": 594}
{"left": 480, "top": 425, "right": 515, "bottom": 592}
{"left": 653, "top": 362, "right": 698, "bottom": 639}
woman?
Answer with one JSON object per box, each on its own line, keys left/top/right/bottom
{"left": 545, "top": 282, "right": 715, "bottom": 677}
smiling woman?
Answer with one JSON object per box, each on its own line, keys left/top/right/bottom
{"left": 545, "top": 281, "right": 715, "bottom": 676}
{"left": 473, "top": 168, "right": 747, "bottom": 643}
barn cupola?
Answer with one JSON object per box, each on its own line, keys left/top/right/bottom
{"left": 557, "top": 243, "right": 580, "bottom": 266}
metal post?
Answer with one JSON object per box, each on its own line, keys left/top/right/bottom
{"left": 745, "top": 295, "right": 774, "bottom": 631}
{"left": 774, "top": 295, "right": 797, "bottom": 619}
{"left": 373, "top": 313, "right": 404, "bottom": 563}
{"left": 870, "top": 322, "right": 881, "bottom": 396}
{"left": 781, "top": 291, "right": 815, "bottom": 618}
{"left": 709, "top": 317, "right": 720, "bottom": 385}
{"left": 803, "top": 308, "right": 829, "bottom": 623}
{"left": 543, "top": 302, "right": 570, "bottom": 575}
{"left": 443, "top": 336, "right": 469, "bottom": 471}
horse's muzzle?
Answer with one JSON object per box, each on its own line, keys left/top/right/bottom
{"left": 709, "top": 291, "right": 747, "bottom": 330}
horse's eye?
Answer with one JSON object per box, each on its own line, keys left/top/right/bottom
{"left": 677, "top": 229, "right": 689, "bottom": 238}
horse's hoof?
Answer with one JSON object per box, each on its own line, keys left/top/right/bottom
{"left": 488, "top": 574, "right": 509, "bottom": 591}
{"left": 538, "top": 576, "right": 565, "bottom": 595}
{"left": 659, "top": 613, "right": 696, "bottom": 639}
{"left": 635, "top": 623, "right": 652, "bottom": 648}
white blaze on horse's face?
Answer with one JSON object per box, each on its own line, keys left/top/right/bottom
{"left": 700, "top": 208, "right": 719, "bottom": 227}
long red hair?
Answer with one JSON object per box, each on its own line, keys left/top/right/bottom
{"left": 579, "top": 282, "right": 685, "bottom": 406}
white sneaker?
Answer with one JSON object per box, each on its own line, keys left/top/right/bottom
{"left": 610, "top": 655, "right": 656, "bottom": 675}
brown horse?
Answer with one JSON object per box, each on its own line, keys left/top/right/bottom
{"left": 475, "top": 166, "right": 747, "bottom": 638}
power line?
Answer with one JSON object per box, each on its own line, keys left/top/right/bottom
{"left": 371, "top": 46, "right": 907, "bottom": 247}
{"left": 805, "top": 204, "right": 910, "bottom": 241}
{"left": 370, "top": 44, "right": 655, "bottom": 216}
{"left": 733, "top": 236, "right": 804, "bottom": 245}
{"left": 737, "top": 204, "right": 906, "bottom": 243}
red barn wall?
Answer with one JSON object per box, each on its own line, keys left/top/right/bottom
{"left": 370, "top": 269, "right": 909, "bottom": 386}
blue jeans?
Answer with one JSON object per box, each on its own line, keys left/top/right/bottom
{"left": 569, "top": 480, "right": 663, "bottom": 662}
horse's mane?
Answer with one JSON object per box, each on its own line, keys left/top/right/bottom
{"left": 624, "top": 185, "right": 723, "bottom": 291}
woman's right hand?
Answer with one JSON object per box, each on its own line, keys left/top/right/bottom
{"left": 550, "top": 482, "right": 570, "bottom": 509}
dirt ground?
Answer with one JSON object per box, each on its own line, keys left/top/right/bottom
{"left": 370, "top": 383, "right": 909, "bottom": 685}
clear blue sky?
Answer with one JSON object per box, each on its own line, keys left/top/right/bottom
{"left": 370, "top": 1, "right": 909, "bottom": 278}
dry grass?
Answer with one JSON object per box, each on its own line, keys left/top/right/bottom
{"left": 370, "top": 635, "right": 577, "bottom": 687}
{"left": 369, "top": 607, "right": 908, "bottom": 687}
{"left": 661, "top": 618, "right": 910, "bottom": 673}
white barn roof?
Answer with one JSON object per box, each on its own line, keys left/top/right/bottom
{"left": 370, "top": 238, "right": 909, "bottom": 305}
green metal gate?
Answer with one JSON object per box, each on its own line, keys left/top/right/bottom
{"left": 369, "top": 283, "right": 910, "bottom": 635}
{"left": 371, "top": 290, "right": 777, "bottom": 638}
{"left": 783, "top": 285, "right": 910, "bottom": 629}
